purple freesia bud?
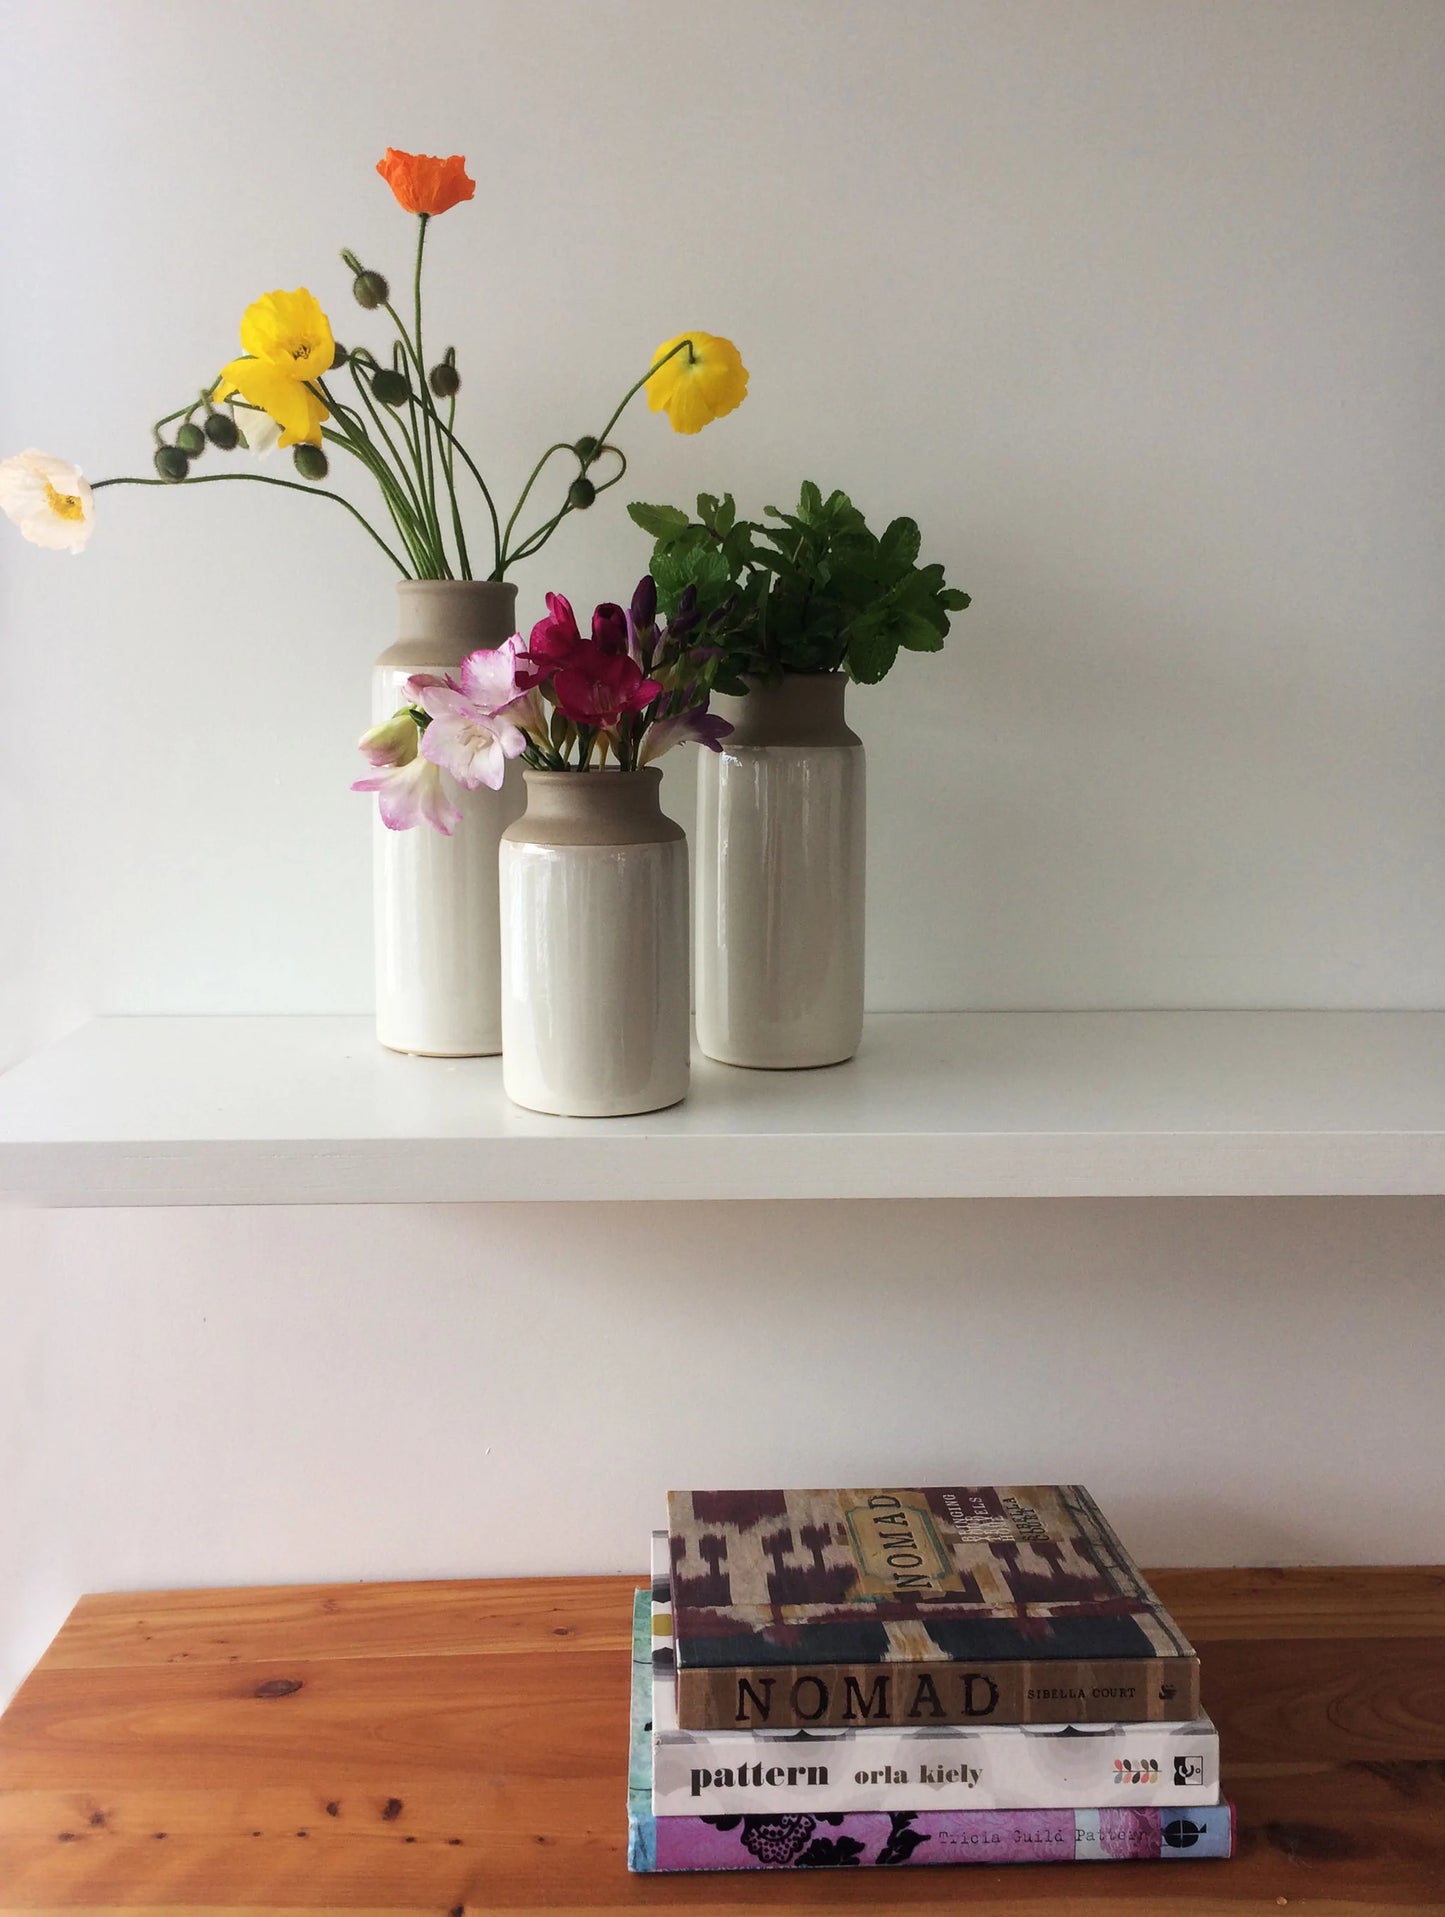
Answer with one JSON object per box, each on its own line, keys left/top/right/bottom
{"left": 669, "top": 585, "right": 701, "bottom": 640}
{"left": 639, "top": 702, "right": 734, "bottom": 765}
{"left": 631, "top": 575, "right": 658, "bottom": 633}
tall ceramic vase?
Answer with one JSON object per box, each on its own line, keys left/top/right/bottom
{"left": 500, "top": 770, "right": 689, "bottom": 1117}
{"left": 372, "top": 580, "right": 520, "bottom": 1056}
{"left": 696, "top": 671, "right": 865, "bottom": 1068}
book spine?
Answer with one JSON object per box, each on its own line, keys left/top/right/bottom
{"left": 676, "top": 1655, "right": 1201, "bottom": 1730}
{"left": 653, "top": 1720, "right": 1219, "bottom": 1814}
{"left": 629, "top": 1802, "right": 1235, "bottom": 1872}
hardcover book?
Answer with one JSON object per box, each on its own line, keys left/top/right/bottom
{"left": 647, "top": 1534, "right": 1218, "bottom": 1814}
{"left": 666, "top": 1485, "right": 1199, "bottom": 1729}
{"left": 628, "top": 1592, "right": 1233, "bottom": 1872}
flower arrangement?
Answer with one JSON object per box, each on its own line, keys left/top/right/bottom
{"left": 0, "top": 149, "right": 748, "bottom": 578}
{"left": 628, "top": 482, "right": 968, "bottom": 689}
{"left": 355, "top": 576, "right": 731, "bottom": 831}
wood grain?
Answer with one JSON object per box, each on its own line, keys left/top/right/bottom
{"left": 2, "top": 1569, "right": 1443, "bottom": 1912}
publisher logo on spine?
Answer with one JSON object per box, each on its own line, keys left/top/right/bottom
{"left": 1174, "top": 1755, "right": 1205, "bottom": 1786}
{"left": 1113, "top": 1757, "right": 1160, "bottom": 1785}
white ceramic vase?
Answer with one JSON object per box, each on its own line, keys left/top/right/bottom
{"left": 696, "top": 671, "right": 865, "bottom": 1068}
{"left": 372, "top": 580, "right": 521, "bottom": 1056}
{"left": 500, "top": 770, "right": 689, "bottom": 1117}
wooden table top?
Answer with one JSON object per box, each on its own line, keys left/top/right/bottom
{"left": 1, "top": 1567, "right": 1442, "bottom": 1913}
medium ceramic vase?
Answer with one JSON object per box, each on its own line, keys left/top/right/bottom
{"left": 500, "top": 770, "right": 689, "bottom": 1117}
{"left": 372, "top": 580, "right": 520, "bottom": 1056}
{"left": 695, "top": 671, "right": 865, "bottom": 1068}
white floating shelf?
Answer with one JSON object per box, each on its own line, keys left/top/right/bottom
{"left": 1, "top": 1012, "right": 1443, "bottom": 1208}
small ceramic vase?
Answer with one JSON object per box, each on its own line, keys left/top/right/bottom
{"left": 500, "top": 769, "right": 689, "bottom": 1116}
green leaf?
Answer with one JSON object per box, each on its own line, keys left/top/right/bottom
{"left": 897, "top": 611, "right": 945, "bottom": 652}
{"left": 798, "top": 479, "right": 823, "bottom": 520}
{"left": 847, "top": 625, "right": 901, "bottom": 683}
{"left": 940, "top": 588, "right": 972, "bottom": 611}
{"left": 627, "top": 501, "right": 691, "bottom": 542}
{"left": 879, "top": 517, "right": 921, "bottom": 572}
{"left": 650, "top": 541, "right": 733, "bottom": 610}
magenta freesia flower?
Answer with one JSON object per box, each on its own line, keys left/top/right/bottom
{"left": 353, "top": 754, "right": 461, "bottom": 834}
{"left": 552, "top": 650, "right": 662, "bottom": 728}
{"left": 639, "top": 704, "right": 733, "bottom": 764}
{"left": 520, "top": 591, "right": 587, "bottom": 686}
{"left": 591, "top": 602, "right": 631, "bottom": 657}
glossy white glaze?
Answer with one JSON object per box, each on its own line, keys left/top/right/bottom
{"left": 696, "top": 675, "right": 865, "bottom": 1069}
{"left": 500, "top": 773, "right": 689, "bottom": 1117}
{"left": 372, "top": 581, "right": 521, "bottom": 1057}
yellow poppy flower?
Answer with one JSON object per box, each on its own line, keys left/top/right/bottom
{"left": 213, "top": 288, "right": 335, "bottom": 448}
{"left": 645, "top": 332, "right": 748, "bottom": 435}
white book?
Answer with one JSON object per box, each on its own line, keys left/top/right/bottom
{"left": 648, "top": 1530, "right": 1219, "bottom": 1816}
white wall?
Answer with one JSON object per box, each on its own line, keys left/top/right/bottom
{"left": 5, "top": 1196, "right": 1444, "bottom": 1705}
{"left": 2, "top": 3, "right": 1443, "bottom": 1697}
{"left": 3, "top": 0, "right": 1443, "bottom": 1066}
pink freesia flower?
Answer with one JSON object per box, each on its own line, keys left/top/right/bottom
{"left": 418, "top": 684, "right": 528, "bottom": 791}
{"left": 639, "top": 705, "right": 734, "bottom": 764}
{"left": 552, "top": 650, "right": 662, "bottom": 728}
{"left": 404, "top": 669, "right": 456, "bottom": 702}
{"left": 457, "top": 643, "right": 525, "bottom": 716}
{"left": 353, "top": 754, "right": 461, "bottom": 834}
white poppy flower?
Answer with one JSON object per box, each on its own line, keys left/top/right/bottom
{"left": 0, "top": 449, "right": 95, "bottom": 553}
{"left": 237, "top": 408, "right": 282, "bottom": 459}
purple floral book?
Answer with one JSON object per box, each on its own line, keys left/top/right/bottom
{"left": 627, "top": 1590, "right": 1233, "bottom": 1871}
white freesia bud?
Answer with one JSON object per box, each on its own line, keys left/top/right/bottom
{"left": 357, "top": 710, "right": 419, "bottom": 768}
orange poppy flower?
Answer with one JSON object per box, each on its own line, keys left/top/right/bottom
{"left": 376, "top": 149, "right": 475, "bottom": 217}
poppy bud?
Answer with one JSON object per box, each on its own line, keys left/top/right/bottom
{"left": 293, "top": 444, "right": 329, "bottom": 481}
{"left": 567, "top": 476, "right": 596, "bottom": 510}
{"left": 154, "top": 445, "right": 189, "bottom": 482}
{"left": 573, "top": 435, "right": 600, "bottom": 464}
{"left": 371, "top": 368, "right": 409, "bottom": 407}
{"left": 175, "top": 422, "right": 206, "bottom": 457}
{"left": 204, "top": 412, "right": 239, "bottom": 450}
{"left": 353, "top": 269, "right": 390, "bottom": 310}
{"left": 429, "top": 358, "right": 460, "bottom": 399}
{"left": 330, "top": 341, "right": 349, "bottom": 368}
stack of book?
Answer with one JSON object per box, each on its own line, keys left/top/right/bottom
{"left": 629, "top": 1484, "right": 1234, "bottom": 1873}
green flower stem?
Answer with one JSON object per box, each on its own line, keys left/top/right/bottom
{"left": 328, "top": 371, "right": 437, "bottom": 574}
{"left": 311, "top": 390, "right": 434, "bottom": 577}
{"left": 395, "top": 358, "right": 452, "bottom": 578}
{"left": 494, "top": 340, "right": 691, "bottom": 573}
{"left": 319, "top": 423, "right": 432, "bottom": 577}
{"left": 442, "top": 393, "right": 471, "bottom": 578}
{"left": 410, "top": 214, "right": 445, "bottom": 569}
{"left": 352, "top": 364, "right": 444, "bottom": 578}
{"left": 498, "top": 443, "right": 575, "bottom": 570}
{"left": 506, "top": 445, "right": 627, "bottom": 568}
{"left": 589, "top": 336, "right": 693, "bottom": 456}
{"left": 379, "top": 275, "right": 502, "bottom": 574}
{"left": 92, "top": 472, "right": 413, "bottom": 574}
{"left": 419, "top": 403, "right": 502, "bottom": 576}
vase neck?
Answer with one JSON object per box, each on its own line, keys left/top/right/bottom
{"left": 716, "top": 671, "right": 861, "bottom": 748}
{"left": 384, "top": 580, "right": 519, "bottom": 671}
{"left": 506, "top": 768, "right": 684, "bottom": 847}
